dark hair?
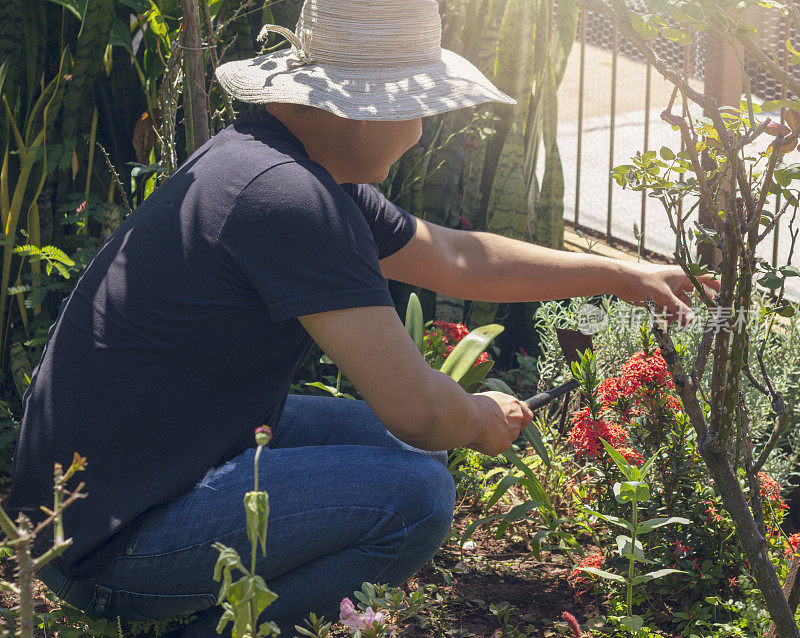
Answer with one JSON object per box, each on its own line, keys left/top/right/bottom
{"left": 263, "top": 103, "right": 316, "bottom": 114}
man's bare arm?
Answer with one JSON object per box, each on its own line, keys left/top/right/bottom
{"left": 298, "top": 305, "right": 531, "bottom": 455}
{"left": 379, "top": 219, "right": 720, "bottom": 324}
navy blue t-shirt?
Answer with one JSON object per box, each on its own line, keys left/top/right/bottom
{"left": 6, "top": 110, "right": 417, "bottom": 579}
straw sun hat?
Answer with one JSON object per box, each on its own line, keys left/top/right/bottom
{"left": 215, "top": 0, "right": 516, "bottom": 121}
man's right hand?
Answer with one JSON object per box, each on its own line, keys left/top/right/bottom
{"left": 466, "top": 391, "right": 534, "bottom": 457}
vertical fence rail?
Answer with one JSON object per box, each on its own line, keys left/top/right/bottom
{"left": 675, "top": 44, "right": 691, "bottom": 256}
{"left": 607, "top": 24, "right": 619, "bottom": 238}
{"left": 575, "top": 9, "right": 587, "bottom": 226}
{"left": 774, "top": 2, "right": 791, "bottom": 268}
{"left": 641, "top": 61, "right": 652, "bottom": 251}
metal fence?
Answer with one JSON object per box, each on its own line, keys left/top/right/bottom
{"left": 560, "top": 5, "right": 800, "bottom": 300}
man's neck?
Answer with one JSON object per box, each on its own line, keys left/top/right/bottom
{"left": 264, "top": 104, "right": 352, "bottom": 183}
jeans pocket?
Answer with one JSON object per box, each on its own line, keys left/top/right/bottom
{"left": 120, "top": 513, "right": 148, "bottom": 558}
{"left": 113, "top": 589, "right": 218, "bottom": 621}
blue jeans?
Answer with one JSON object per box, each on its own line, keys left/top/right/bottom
{"left": 37, "top": 394, "right": 455, "bottom": 636}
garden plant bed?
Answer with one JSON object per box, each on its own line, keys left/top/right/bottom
{"left": 0, "top": 492, "right": 613, "bottom": 637}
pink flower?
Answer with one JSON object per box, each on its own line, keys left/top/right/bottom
{"left": 339, "top": 598, "right": 397, "bottom": 636}
{"left": 562, "top": 611, "right": 582, "bottom": 637}
{"left": 362, "top": 607, "right": 386, "bottom": 627}
{"left": 339, "top": 598, "right": 366, "bottom": 630}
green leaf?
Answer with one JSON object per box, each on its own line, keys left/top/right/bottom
{"left": 440, "top": 324, "right": 504, "bottom": 382}
{"left": 528, "top": 528, "right": 551, "bottom": 561}
{"left": 631, "top": 568, "right": 687, "bottom": 585}
{"left": 522, "top": 421, "right": 551, "bottom": 469}
{"left": 659, "top": 146, "right": 675, "bottom": 160}
{"left": 636, "top": 516, "right": 692, "bottom": 534}
{"left": 44, "top": 0, "right": 88, "bottom": 20}
{"left": 480, "top": 377, "right": 517, "bottom": 395}
{"left": 109, "top": 17, "right": 133, "bottom": 51}
{"left": 496, "top": 501, "right": 540, "bottom": 537}
{"left": 575, "top": 566, "right": 625, "bottom": 583}
{"left": 687, "top": 262, "right": 711, "bottom": 276}
{"left": 662, "top": 28, "right": 692, "bottom": 44}
{"left": 780, "top": 265, "right": 800, "bottom": 277}
{"left": 601, "top": 438, "right": 633, "bottom": 479}
{"left": 582, "top": 507, "right": 634, "bottom": 532}
{"left": 244, "top": 491, "right": 270, "bottom": 557}
{"left": 116, "top": 0, "right": 150, "bottom": 12}
{"left": 457, "top": 360, "right": 495, "bottom": 391}
{"left": 405, "top": 292, "right": 424, "bottom": 353}
{"left": 502, "top": 449, "right": 553, "bottom": 511}
{"left": 614, "top": 480, "right": 650, "bottom": 504}
{"left": 620, "top": 615, "right": 644, "bottom": 632}
{"left": 615, "top": 535, "right": 653, "bottom": 564}
{"left": 303, "top": 382, "right": 355, "bottom": 399}
{"left": 460, "top": 514, "right": 505, "bottom": 547}
{"left": 638, "top": 448, "right": 665, "bottom": 481}
{"left": 484, "top": 474, "right": 519, "bottom": 509}
{"left": 761, "top": 98, "right": 800, "bottom": 111}
{"left": 757, "top": 271, "right": 784, "bottom": 289}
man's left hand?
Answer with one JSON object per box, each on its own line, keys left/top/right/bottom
{"left": 615, "top": 262, "right": 721, "bottom": 327}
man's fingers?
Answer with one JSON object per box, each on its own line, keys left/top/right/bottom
{"left": 522, "top": 400, "right": 533, "bottom": 423}
{"left": 697, "top": 273, "right": 721, "bottom": 292}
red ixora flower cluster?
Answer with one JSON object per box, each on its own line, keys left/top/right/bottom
{"left": 620, "top": 349, "right": 676, "bottom": 394}
{"left": 701, "top": 498, "right": 724, "bottom": 524}
{"left": 758, "top": 471, "right": 789, "bottom": 511}
{"left": 786, "top": 533, "right": 800, "bottom": 557}
{"left": 568, "top": 349, "right": 682, "bottom": 467}
{"left": 567, "top": 408, "right": 629, "bottom": 460}
{"left": 569, "top": 552, "right": 604, "bottom": 587}
{"left": 428, "top": 321, "right": 489, "bottom": 366}
{"left": 432, "top": 321, "right": 470, "bottom": 342}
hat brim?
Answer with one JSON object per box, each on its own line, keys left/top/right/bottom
{"left": 215, "top": 48, "right": 516, "bottom": 121}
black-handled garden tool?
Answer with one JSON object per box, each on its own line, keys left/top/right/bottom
{"left": 522, "top": 327, "right": 593, "bottom": 411}
{"left": 508, "top": 327, "right": 594, "bottom": 453}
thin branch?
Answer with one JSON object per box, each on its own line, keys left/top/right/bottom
{"left": 754, "top": 399, "right": 791, "bottom": 473}
{"left": 758, "top": 195, "right": 795, "bottom": 243}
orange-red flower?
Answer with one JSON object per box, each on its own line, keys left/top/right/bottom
{"left": 616, "top": 446, "right": 644, "bottom": 466}
{"left": 431, "top": 321, "right": 470, "bottom": 343}
{"left": 786, "top": 533, "right": 800, "bottom": 557}
{"left": 758, "top": 472, "right": 789, "bottom": 510}
{"left": 701, "top": 498, "right": 724, "bottom": 524}
{"left": 569, "top": 552, "right": 604, "bottom": 586}
{"left": 621, "top": 349, "right": 676, "bottom": 394}
{"left": 567, "top": 407, "right": 628, "bottom": 459}
{"left": 429, "top": 321, "right": 489, "bottom": 367}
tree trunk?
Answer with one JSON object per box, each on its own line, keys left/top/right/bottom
{"left": 181, "top": 0, "right": 210, "bottom": 155}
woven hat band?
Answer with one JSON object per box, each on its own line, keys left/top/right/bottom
{"left": 296, "top": 0, "right": 443, "bottom": 68}
{"left": 257, "top": 25, "right": 314, "bottom": 66}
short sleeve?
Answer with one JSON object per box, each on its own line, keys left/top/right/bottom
{"left": 218, "top": 162, "right": 396, "bottom": 322}
{"left": 341, "top": 183, "right": 418, "bottom": 260}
